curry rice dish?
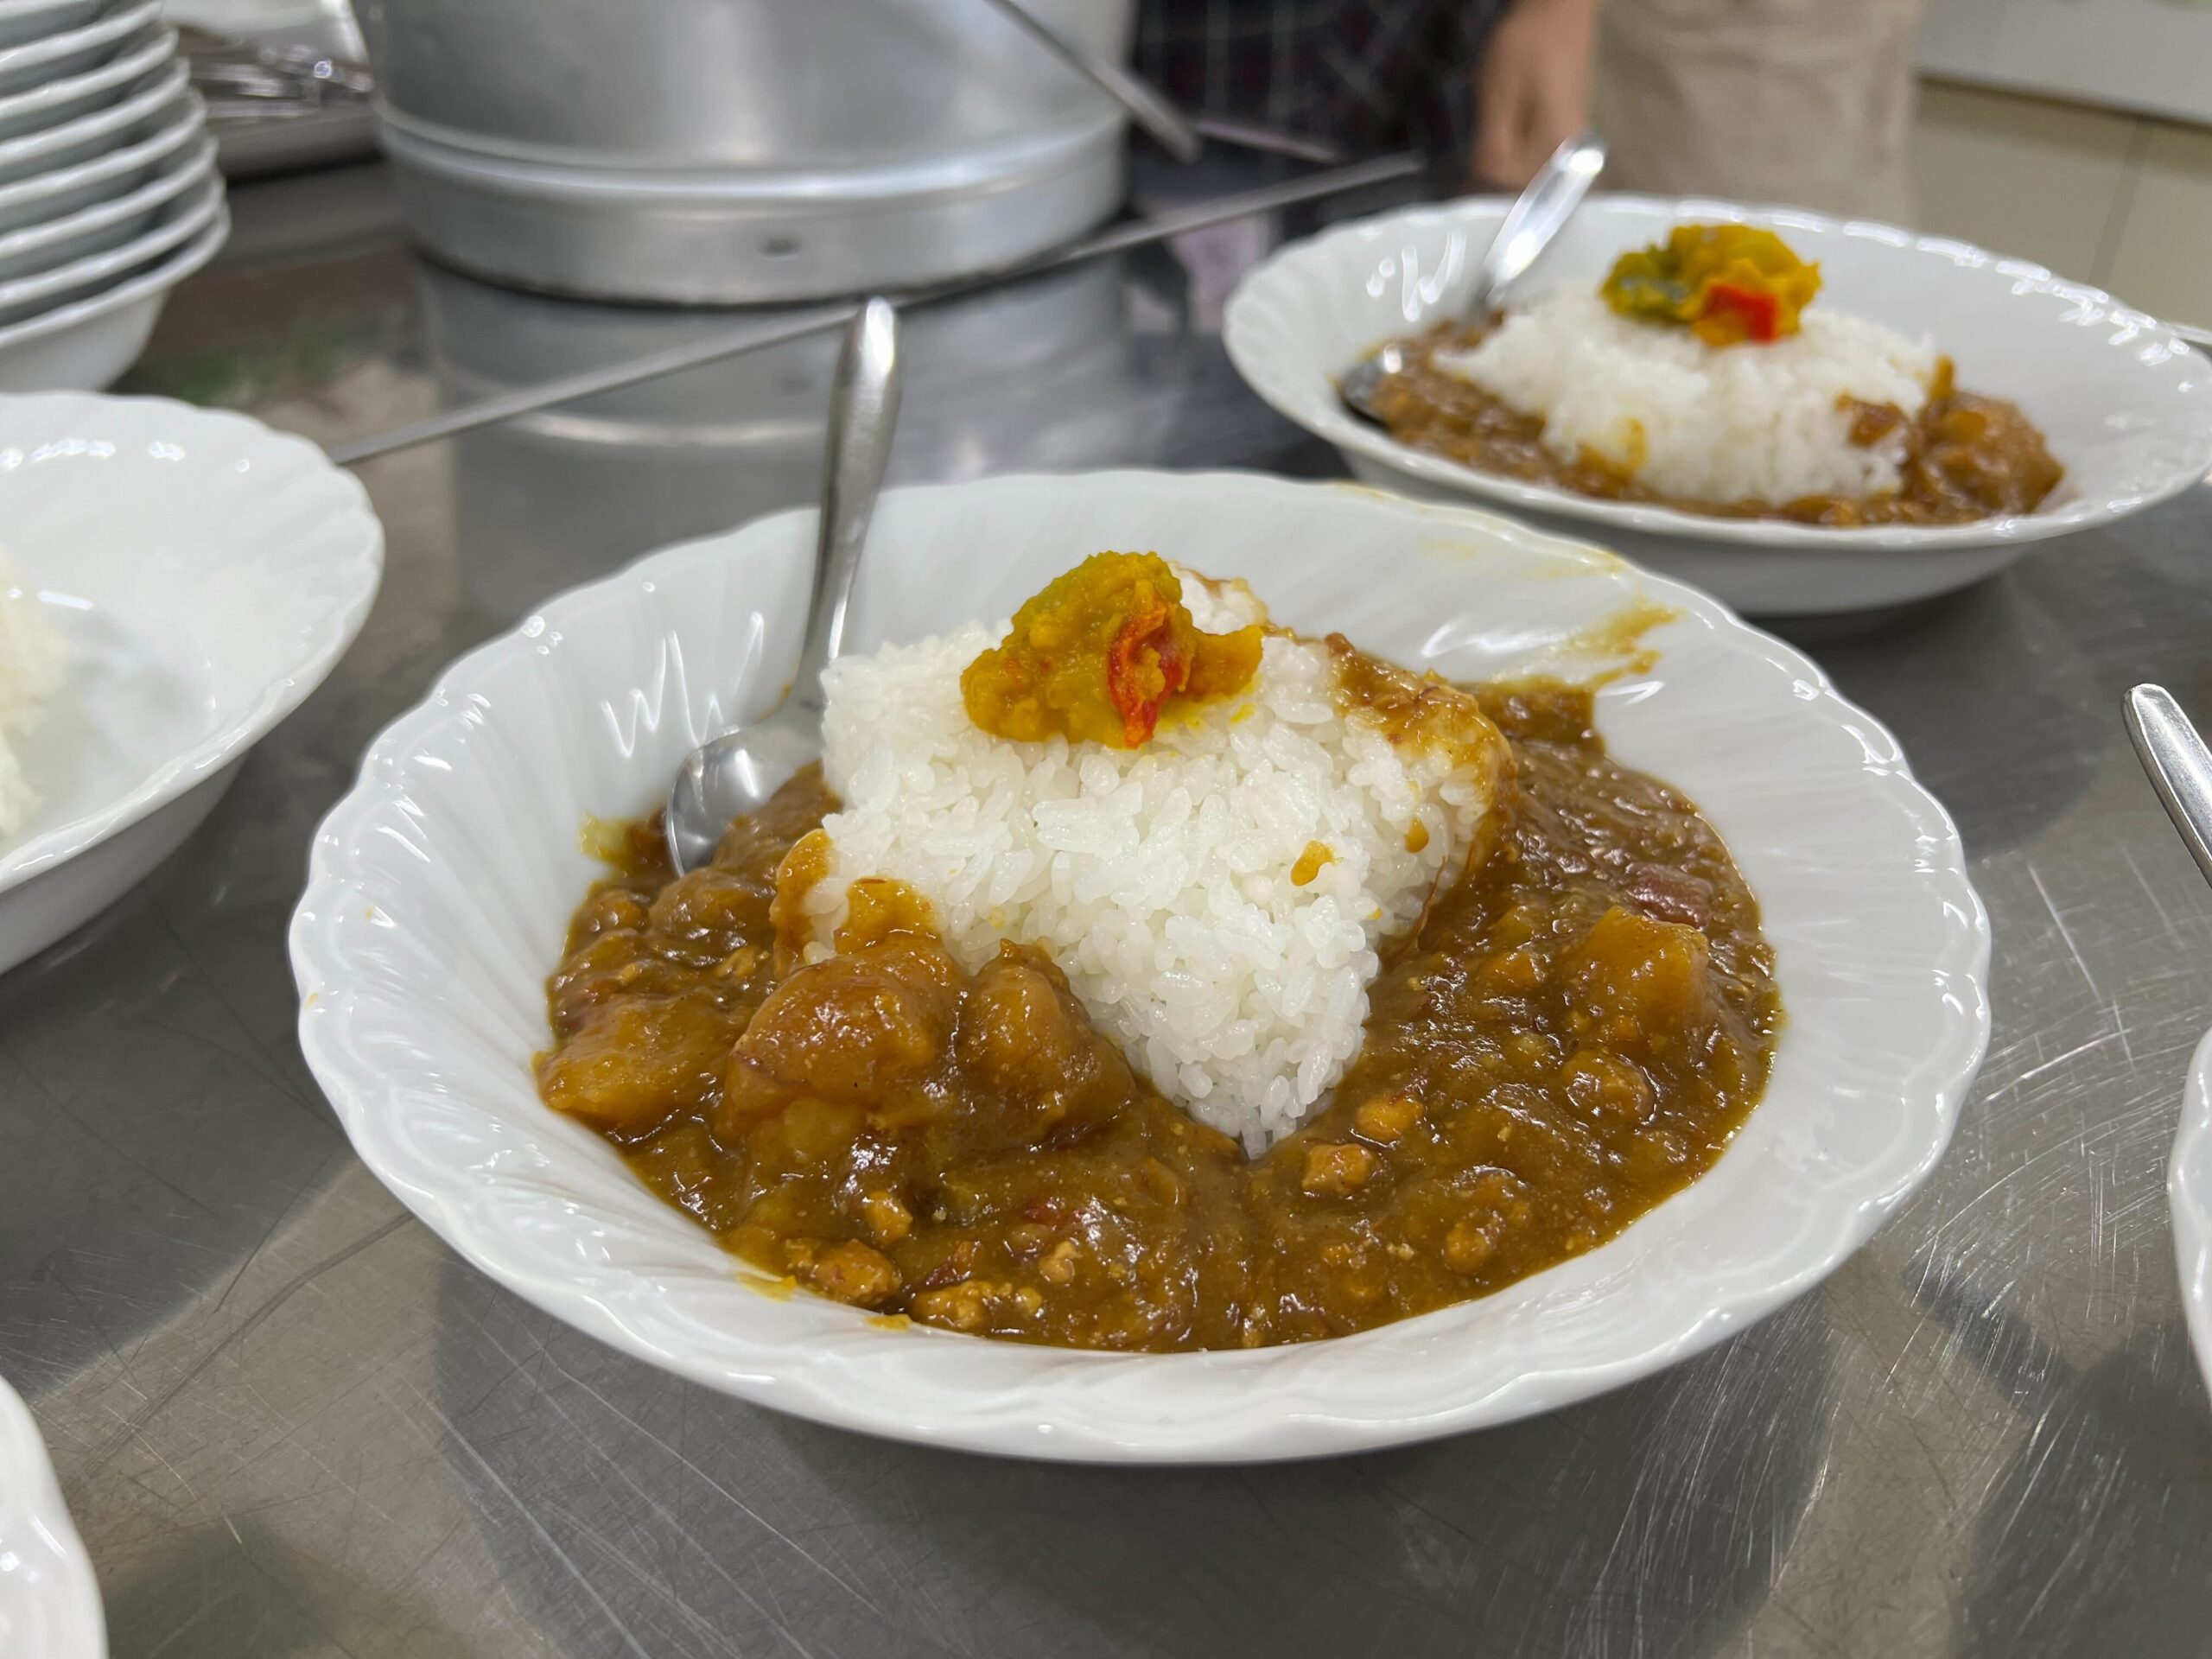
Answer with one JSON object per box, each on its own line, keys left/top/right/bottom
{"left": 536, "top": 554, "right": 1782, "bottom": 1351}
{"left": 1365, "top": 223, "right": 2063, "bottom": 526}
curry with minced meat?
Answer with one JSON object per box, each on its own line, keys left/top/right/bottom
{"left": 534, "top": 681, "right": 1781, "bottom": 1351}
{"left": 1367, "top": 323, "right": 2062, "bottom": 527}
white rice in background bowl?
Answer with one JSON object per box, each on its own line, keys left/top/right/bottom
{"left": 0, "top": 551, "right": 61, "bottom": 841}
{"left": 798, "top": 570, "right": 1511, "bottom": 1154}
{"left": 1436, "top": 288, "right": 1941, "bottom": 505}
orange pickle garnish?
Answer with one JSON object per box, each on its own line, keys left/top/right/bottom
{"left": 961, "top": 551, "right": 1262, "bottom": 747}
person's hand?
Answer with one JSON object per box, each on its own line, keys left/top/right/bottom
{"left": 1471, "top": 0, "right": 1596, "bottom": 188}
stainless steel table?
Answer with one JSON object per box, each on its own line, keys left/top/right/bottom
{"left": 6, "top": 154, "right": 2210, "bottom": 1659}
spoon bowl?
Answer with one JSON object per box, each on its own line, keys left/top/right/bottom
{"left": 664, "top": 296, "right": 903, "bottom": 873}
{"left": 1338, "top": 130, "right": 1605, "bottom": 425}
{"left": 1337, "top": 342, "right": 1406, "bottom": 425}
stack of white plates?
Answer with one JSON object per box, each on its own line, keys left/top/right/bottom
{"left": 0, "top": 0, "right": 224, "bottom": 391}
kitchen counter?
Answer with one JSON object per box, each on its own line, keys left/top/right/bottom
{"left": 3, "top": 151, "right": 2209, "bottom": 1657}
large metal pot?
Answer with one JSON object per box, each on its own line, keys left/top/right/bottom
{"left": 356, "top": 0, "right": 1134, "bottom": 303}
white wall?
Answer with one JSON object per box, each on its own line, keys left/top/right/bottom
{"left": 1919, "top": 0, "right": 2212, "bottom": 128}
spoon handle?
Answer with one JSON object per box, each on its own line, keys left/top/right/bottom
{"left": 793, "top": 297, "right": 902, "bottom": 712}
{"left": 2127, "top": 683, "right": 2212, "bottom": 893}
{"left": 1471, "top": 130, "right": 1607, "bottom": 315}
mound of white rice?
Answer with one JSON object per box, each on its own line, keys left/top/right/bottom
{"left": 0, "top": 552, "right": 60, "bottom": 841}
{"left": 1439, "top": 287, "right": 1939, "bottom": 505}
{"left": 802, "top": 575, "right": 1510, "bottom": 1153}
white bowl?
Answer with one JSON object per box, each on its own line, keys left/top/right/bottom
{"left": 1224, "top": 194, "right": 2212, "bottom": 616}
{"left": 0, "top": 0, "right": 151, "bottom": 93}
{"left": 0, "top": 391, "right": 382, "bottom": 972}
{"left": 0, "top": 167, "right": 213, "bottom": 322}
{"left": 0, "top": 200, "right": 219, "bottom": 389}
{"left": 0, "top": 92, "right": 195, "bottom": 232}
{"left": 0, "top": 128, "right": 203, "bottom": 280}
{"left": 0, "top": 22, "right": 165, "bottom": 140}
{"left": 0, "top": 1376, "right": 103, "bottom": 1659}
{"left": 2172, "top": 1030, "right": 2212, "bottom": 1393}
{"left": 291, "top": 470, "right": 1990, "bottom": 1463}
{"left": 0, "top": 54, "right": 178, "bottom": 184}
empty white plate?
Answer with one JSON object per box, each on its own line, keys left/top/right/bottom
{"left": 0, "top": 391, "right": 382, "bottom": 974}
{"left": 0, "top": 130, "right": 204, "bottom": 280}
{"left": 0, "top": 167, "right": 213, "bottom": 322}
{"left": 0, "top": 0, "right": 153, "bottom": 94}
{"left": 0, "top": 0, "right": 115, "bottom": 48}
{"left": 2173, "top": 1032, "right": 2212, "bottom": 1395}
{"left": 0, "top": 200, "right": 221, "bottom": 390}
{"left": 0, "top": 22, "right": 167, "bottom": 140}
{"left": 0, "top": 54, "right": 180, "bottom": 184}
{"left": 0, "top": 1374, "right": 103, "bottom": 1659}
{"left": 0, "top": 94, "right": 195, "bottom": 232}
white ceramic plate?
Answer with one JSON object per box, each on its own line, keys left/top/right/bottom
{"left": 0, "top": 129, "right": 203, "bottom": 280}
{"left": 0, "top": 0, "right": 114, "bottom": 49}
{"left": 0, "top": 23, "right": 164, "bottom": 141}
{"left": 0, "top": 1374, "right": 103, "bottom": 1659}
{"left": 0, "top": 55, "right": 178, "bottom": 185}
{"left": 2172, "top": 1030, "right": 2212, "bottom": 1393}
{"left": 1224, "top": 194, "right": 2212, "bottom": 616}
{"left": 0, "top": 392, "right": 382, "bottom": 973}
{"left": 162, "top": 0, "right": 347, "bottom": 37}
{"left": 0, "top": 200, "right": 218, "bottom": 390}
{"left": 0, "top": 0, "right": 151, "bottom": 93}
{"left": 292, "top": 471, "right": 1990, "bottom": 1463}
{"left": 0, "top": 92, "right": 195, "bottom": 235}
{"left": 0, "top": 166, "right": 211, "bottom": 324}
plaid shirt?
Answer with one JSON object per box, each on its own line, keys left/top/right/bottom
{"left": 1134, "top": 0, "right": 1510, "bottom": 157}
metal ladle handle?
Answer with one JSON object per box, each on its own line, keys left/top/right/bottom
{"left": 973, "top": 0, "right": 1203, "bottom": 163}
{"left": 791, "top": 296, "right": 901, "bottom": 713}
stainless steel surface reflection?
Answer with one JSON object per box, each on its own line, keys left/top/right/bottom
{"left": 5, "top": 157, "right": 2212, "bottom": 1656}
{"left": 423, "top": 254, "right": 1129, "bottom": 622}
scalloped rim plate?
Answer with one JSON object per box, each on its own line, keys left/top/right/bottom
{"left": 0, "top": 0, "right": 152, "bottom": 83}
{"left": 0, "top": 56, "right": 182, "bottom": 182}
{"left": 1224, "top": 194, "right": 2212, "bottom": 555}
{"left": 0, "top": 1373, "right": 104, "bottom": 1659}
{"left": 0, "top": 200, "right": 221, "bottom": 365}
{"left": 2171, "top": 1029, "right": 2212, "bottom": 1391}
{"left": 0, "top": 24, "right": 168, "bottom": 137}
{"left": 292, "top": 471, "right": 1990, "bottom": 1463}
{"left": 0, "top": 131, "right": 210, "bottom": 280}
{"left": 0, "top": 393, "right": 383, "bottom": 899}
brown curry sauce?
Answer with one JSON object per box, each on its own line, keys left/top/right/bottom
{"left": 1366, "top": 321, "right": 2063, "bottom": 528}
{"left": 534, "top": 682, "right": 1782, "bottom": 1351}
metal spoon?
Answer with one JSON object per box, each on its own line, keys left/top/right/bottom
{"left": 2127, "top": 683, "right": 2212, "bottom": 891}
{"left": 664, "top": 297, "right": 902, "bottom": 874}
{"left": 1339, "top": 130, "right": 1607, "bottom": 423}
{"left": 972, "top": 0, "right": 1202, "bottom": 164}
